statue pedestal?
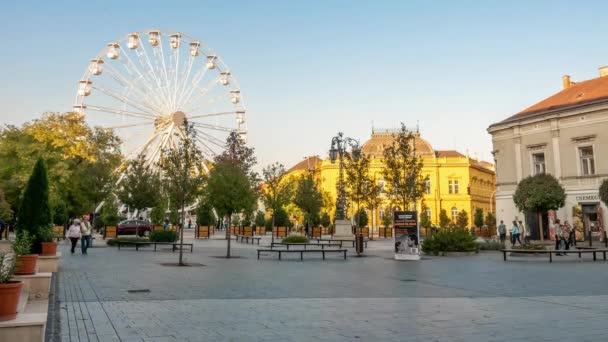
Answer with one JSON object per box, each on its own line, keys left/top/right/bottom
{"left": 333, "top": 219, "right": 354, "bottom": 240}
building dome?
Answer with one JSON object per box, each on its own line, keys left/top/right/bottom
{"left": 361, "top": 129, "right": 435, "bottom": 157}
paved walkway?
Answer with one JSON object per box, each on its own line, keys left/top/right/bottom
{"left": 52, "top": 232, "right": 608, "bottom": 341}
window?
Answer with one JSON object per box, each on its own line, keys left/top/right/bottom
{"left": 378, "top": 179, "right": 385, "bottom": 193}
{"left": 425, "top": 178, "right": 431, "bottom": 194}
{"left": 449, "top": 180, "right": 459, "bottom": 194}
{"left": 379, "top": 209, "right": 384, "bottom": 219}
{"left": 451, "top": 207, "right": 458, "bottom": 222}
{"left": 532, "top": 152, "right": 545, "bottom": 175}
{"left": 425, "top": 208, "right": 432, "bottom": 220}
{"left": 579, "top": 146, "right": 596, "bottom": 175}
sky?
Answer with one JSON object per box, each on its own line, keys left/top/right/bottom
{"left": 1, "top": 0, "right": 608, "bottom": 170}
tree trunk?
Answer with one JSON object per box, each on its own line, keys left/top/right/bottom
{"left": 271, "top": 211, "right": 275, "bottom": 244}
{"left": 538, "top": 212, "right": 543, "bottom": 242}
{"left": 179, "top": 201, "right": 185, "bottom": 266}
{"left": 226, "top": 214, "right": 232, "bottom": 258}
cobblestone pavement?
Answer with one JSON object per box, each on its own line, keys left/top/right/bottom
{"left": 54, "top": 232, "right": 608, "bottom": 341}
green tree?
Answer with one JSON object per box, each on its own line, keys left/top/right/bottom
{"left": 159, "top": 122, "right": 205, "bottom": 266}
{"left": 381, "top": 209, "right": 393, "bottom": 228}
{"left": 254, "top": 211, "right": 265, "bottom": 228}
{"left": 274, "top": 206, "right": 290, "bottom": 227}
{"left": 117, "top": 155, "right": 162, "bottom": 222}
{"left": 484, "top": 212, "right": 496, "bottom": 232}
{"left": 0, "top": 188, "right": 13, "bottom": 222}
{"left": 262, "top": 162, "right": 292, "bottom": 242}
{"left": 100, "top": 200, "right": 121, "bottom": 227}
{"left": 207, "top": 159, "right": 257, "bottom": 257}
{"left": 343, "top": 142, "right": 370, "bottom": 236}
{"left": 293, "top": 172, "right": 324, "bottom": 234}
{"left": 456, "top": 209, "right": 469, "bottom": 229}
{"left": 600, "top": 179, "right": 608, "bottom": 207}
{"left": 150, "top": 200, "right": 168, "bottom": 225}
{"left": 195, "top": 200, "right": 214, "bottom": 227}
{"left": 320, "top": 212, "right": 331, "bottom": 228}
{"left": 17, "top": 158, "right": 52, "bottom": 253}
{"left": 364, "top": 175, "right": 383, "bottom": 235}
{"left": 355, "top": 209, "right": 368, "bottom": 227}
{"left": 51, "top": 200, "right": 68, "bottom": 226}
{"left": 439, "top": 209, "right": 450, "bottom": 228}
{"left": 382, "top": 123, "right": 426, "bottom": 211}
{"left": 474, "top": 208, "right": 484, "bottom": 228}
{"left": 513, "top": 174, "right": 566, "bottom": 240}
{"left": 420, "top": 207, "right": 431, "bottom": 229}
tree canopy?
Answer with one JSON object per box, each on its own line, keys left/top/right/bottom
{"left": 474, "top": 208, "right": 484, "bottom": 228}
{"left": 262, "top": 162, "right": 292, "bottom": 220}
{"left": 600, "top": 179, "right": 608, "bottom": 207}
{"left": 117, "top": 155, "right": 162, "bottom": 214}
{"left": 293, "top": 172, "right": 324, "bottom": 228}
{"left": 513, "top": 174, "right": 566, "bottom": 213}
{"left": 343, "top": 142, "right": 370, "bottom": 228}
{"left": 382, "top": 123, "right": 426, "bottom": 211}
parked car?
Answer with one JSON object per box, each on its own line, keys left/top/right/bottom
{"left": 116, "top": 220, "right": 153, "bottom": 237}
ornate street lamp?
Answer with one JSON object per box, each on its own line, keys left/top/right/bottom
{"left": 329, "top": 132, "right": 358, "bottom": 221}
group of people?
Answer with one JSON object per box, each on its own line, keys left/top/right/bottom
{"left": 497, "top": 220, "right": 530, "bottom": 245}
{"left": 66, "top": 216, "right": 93, "bottom": 255}
{"left": 553, "top": 219, "right": 574, "bottom": 256}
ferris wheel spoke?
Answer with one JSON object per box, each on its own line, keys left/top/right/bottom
{"left": 192, "top": 122, "right": 235, "bottom": 133}
{"left": 187, "top": 111, "right": 237, "bottom": 119}
{"left": 137, "top": 42, "right": 170, "bottom": 110}
{"left": 86, "top": 105, "right": 156, "bottom": 120}
{"left": 171, "top": 45, "right": 181, "bottom": 112}
{"left": 103, "top": 121, "right": 155, "bottom": 129}
{"left": 157, "top": 37, "right": 174, "bottom": 111}
{"left": 187, "top": 91, "right": 229, "bottom": 114}
{"left": 178, "top": 61, "right": 211, "bottom": 109}
{"left": 117, "top": 46, "right": 167, "bottom": 112}
{"left": 195, "top": 136, "right": 217, "bottom": 158}
{"left": 91, "top": 86, "right": 159, "bottom": 117}
{"left": 175, "top": 55, "right": 195, "bottom": 109}
{"left": 182, "top": 76, "right": 221, "bottom": 112}
{"left": 103, "top": 63, "right": 163, "bottom": 112}
{"left": 193, "top": 128, "right": 227, "bottom": 148}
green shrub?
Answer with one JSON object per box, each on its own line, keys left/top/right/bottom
{"left": 282, "top": 235, "right": 310, "bottom": 243}
{"left": 12, "top": 231, "right": 33, "bottom": 256}
{"left": 421, "top": 228, "right": 479, "bottom": 255}
{"left": 513, "top": 243, "right": 546, "bottom": 250}
{"left": 478, "top": 241, "right": 504, "bottom": 251}
{"left": 38, "top": 226, "right": 55, "bottom": 243}
{"left": 149, "top": 230, "right": 178, "bottom": 242}
{"left": 106, "top": 237, "right": 150, "bottom": 246}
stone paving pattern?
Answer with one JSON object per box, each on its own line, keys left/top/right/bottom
{"left": 54, "top": 232, "right": 608, "bottom": 341}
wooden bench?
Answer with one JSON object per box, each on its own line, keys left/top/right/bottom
{"left": 313, "top": 238, "right": 368, "bottom": 248}
{"left": 116, "top": 241, "right": 194, "bottom": 252}
{"left": 257, "top": 248, "right": 348, "bottom": 260}
{"left": 270, "top": 242, "right": 343, "bottom": 250}
{"left": 501, "top": 248, "right": 608, "bottom": 263}
{"left": 234, "top": 235, "right": 261, "bottom": 245}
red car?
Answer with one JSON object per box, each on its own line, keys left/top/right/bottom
{"left": 116, "top": 220, "right": 153, "bottom": 237}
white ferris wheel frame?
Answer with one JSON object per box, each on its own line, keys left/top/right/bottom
{"left": 73, "top": 29, "right": 247, "bottom": 169}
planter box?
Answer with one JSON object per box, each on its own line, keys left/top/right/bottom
{"left": 12, "top": 273, "right": 52, "bottom": 300}
{"left": 424, "top": 251, "right": 478, "bottom": 257}
{"left": 37, "top": 253, "right": 61, "bottom": 273}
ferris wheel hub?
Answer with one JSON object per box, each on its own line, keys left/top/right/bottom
{"left": 171, "top": 111, "right": 186, "bottom": 126}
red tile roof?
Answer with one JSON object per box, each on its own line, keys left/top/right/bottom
{"left": 435, "top": 150, "right": 465, "bottom": 158}
{"left": 500, "top": 76, "right": 608, "bottom": 124}
{"left": 286, "top": 156, "right": 322, "bottom": 173}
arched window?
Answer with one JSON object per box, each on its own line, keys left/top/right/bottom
{"left": 451, "top": 207, "right": 458, "bottom": 222}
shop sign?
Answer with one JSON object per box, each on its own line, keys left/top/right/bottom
{"left": 575, "top": 194, "right": 599, "bottom": 202}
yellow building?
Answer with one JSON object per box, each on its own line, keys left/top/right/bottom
{"left": 285, "top": 129, "right": 496, "bottom": 230}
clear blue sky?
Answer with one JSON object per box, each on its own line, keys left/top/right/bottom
{"left": 2, "top": 0, "right": 608, "bottom": 169}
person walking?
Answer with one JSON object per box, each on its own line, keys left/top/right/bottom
{"left": 511, "top": 221, "right": 521, "bottom": 246}
{"left": 498, "top": 220, "right": 507, "bottom": 244}
{"left": 163, "top": 218, "right": 169, "bottom": 231}
{"left": 561, "top": 222, "right": 571, "bottom": 255}
{"left": 554, "top": 219, "right": 563, "bottom": 255}
{"left": 566, "top": 221, "right": 575, "bottom": 248}
{"left": 519, "top": 220, "right": 530, "bottom": 244}
{"left": 80, "top": 216, "right": 92, "bottom": 254}
{"left": 67, "top": 219, "right": 82, "bottom": 254}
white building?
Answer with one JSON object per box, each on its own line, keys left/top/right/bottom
{"left": 488, "top": 66, "right": 608, "bottom": 241}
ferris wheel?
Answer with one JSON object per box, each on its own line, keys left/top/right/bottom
{"left": 74, "top": 29, "right": 246, "bottom": 169}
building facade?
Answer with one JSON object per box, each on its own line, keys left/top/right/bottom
{"left": 285, "top": 129, "right": 496, "bottom": 232}
{"left": 488, "top": 66, "right": 608, "bottom": 240}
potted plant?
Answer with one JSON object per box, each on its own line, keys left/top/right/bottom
{"left": 12, "top": 231, "right": 38, "bottom": 275}
{"left": 0, "top": 252, "right": 23, "bottom": 321}
{"left": 39, "top": 226, "right": 57, "bottom": 256}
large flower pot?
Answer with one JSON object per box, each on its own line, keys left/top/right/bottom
{"left": 41, "top": 242, "right": 58, "bottom": 256}
{"left": 0, "top": 281, "right": 23, "bottom": 321}
{"left": 15, "top": 255, "right": 38, "bottom": 275}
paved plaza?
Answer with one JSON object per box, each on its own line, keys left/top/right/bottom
{"left": 50, "top": 233, "right": 608, "bottom": 342}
